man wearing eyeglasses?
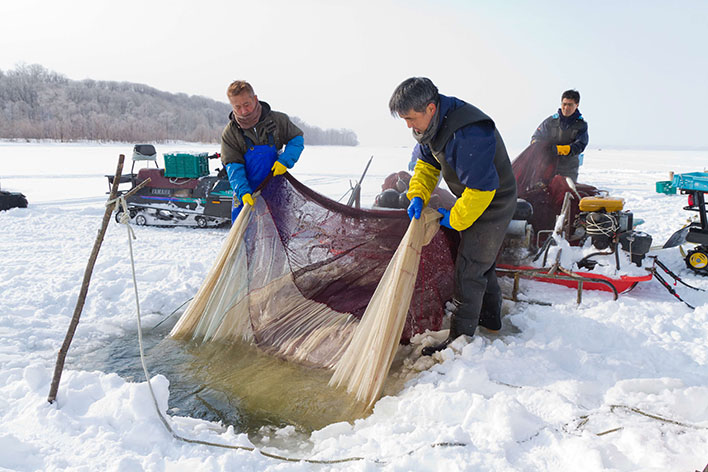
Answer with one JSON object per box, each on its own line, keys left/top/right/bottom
{"left": 531, "top": 89, "right": 588, "bottom": 183}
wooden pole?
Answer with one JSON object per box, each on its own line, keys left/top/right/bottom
{"left": 47, "top": 154, "right": 125, "bottom": 404}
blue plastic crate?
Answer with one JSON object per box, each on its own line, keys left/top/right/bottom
{"left": 671, "top": 172, "right": 708, "bottom": 192}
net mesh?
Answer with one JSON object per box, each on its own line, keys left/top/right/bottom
{"left": 512, "top": 141, "right": 600, "bottom": 242}
{"left": 171, "top": 174, "right": 456, "bottom": 370}
{"left": 329, "top": 207, "right": 443, "bottom": 406}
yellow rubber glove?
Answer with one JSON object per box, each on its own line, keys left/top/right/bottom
{"left": 242, "top": 193, "right": 254, "bottom": 207}
{"left": 271, "top": 161, "right": 288, "bottom": 176}
{"left": 449, "top": 188, "right": 496, "bottom": 231}
{"left": 556, "top": 145, "right": 571, "bottom": 156}
{"left": 407, "top": 160, "right": 440, "bottom": 205}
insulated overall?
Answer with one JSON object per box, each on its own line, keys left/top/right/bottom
{"left": 429, "top": 103, "right": 517, "bottom": 336}
{"left": 231, "top": 133, "right": 278, "bottom": 223}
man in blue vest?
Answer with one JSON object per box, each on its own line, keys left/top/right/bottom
{"left": 531, "top": 89, "right": 588, "bottom": 182}
{"left": 220, "top": 80, "right": 304, "bottom": 222}
{"left": 390, "top": 77, "right": 517, "bottom": 355}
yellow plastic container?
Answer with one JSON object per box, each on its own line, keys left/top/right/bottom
{"left": 578, "top": 196, "right": 625, "bottom": 212}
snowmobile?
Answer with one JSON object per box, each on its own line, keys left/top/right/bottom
{"left": 106, "top": 144, "right": 232, "bottom": 228}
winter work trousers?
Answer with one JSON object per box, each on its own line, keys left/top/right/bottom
{"left": 452, "top": 194, "right": 516, "bottom": 335}
{"left": 555, "top": 155, "right": 579, "bottom": 183}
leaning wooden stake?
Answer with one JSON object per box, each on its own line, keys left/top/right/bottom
{"left": 47, "top": 154, "right": 125, "bottom": 404}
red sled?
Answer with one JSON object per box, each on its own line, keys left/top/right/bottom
{"left": 496, "top": 263, "right": 654, "bottom": 302}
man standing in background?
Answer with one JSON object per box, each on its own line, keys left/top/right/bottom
{"left": 531, "top": 89, "right": 588, "bottom": 182}
{"left": 220, "top": 80, "right": 304, "bottom": 222}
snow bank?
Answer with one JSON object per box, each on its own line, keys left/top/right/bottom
{"left": 1, "top": 143, "right": 707, "bottom": 471}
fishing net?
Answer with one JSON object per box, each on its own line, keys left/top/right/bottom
{"left": 511, "top": 141, "right": 599, "bottom": 243}
{"left": 170, "top": 174, "right": 456, "bottom": 374}
{"left": 330, "top": 207, "right": 443, "bottom": 406}
{"left": 512, "top": 141, "right": 558, "bottom": 197}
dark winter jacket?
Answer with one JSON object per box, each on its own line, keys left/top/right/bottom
{"left": 531, "top": 109, "right": 588, "bottom": 157}
{"left": 531, "top": 109, "right": 588, "bottom": 181}
{"left": 220, "top": 101, "right": 303, "bottom": 166}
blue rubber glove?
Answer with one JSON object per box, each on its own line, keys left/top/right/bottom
{"left": 438, "top": 208, "right": 453, "bottom": 229}
{"left": 407, "top": 196, "right": 423, "bottom": 220}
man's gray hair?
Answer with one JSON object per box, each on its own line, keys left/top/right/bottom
{"left": 389, "top": 77, "right": 439, "bottom": 116}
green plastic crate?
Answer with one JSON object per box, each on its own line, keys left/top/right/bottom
{"left": 163, "top": 152, "right": 209, "bottom": 178}
{"left": 655, "top": 180, "right": 676, "bottom": 195}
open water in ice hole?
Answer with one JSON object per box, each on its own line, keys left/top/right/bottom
{"left": 67, "top": 312, "right": 409, "bottom": 448}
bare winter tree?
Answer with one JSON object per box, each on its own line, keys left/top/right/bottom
{"left": 0, "top": 64, "right": 358, "bottom": 145}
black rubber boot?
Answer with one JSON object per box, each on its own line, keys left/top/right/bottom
{"left": 421, "top": 316, "right": 477, "bottom": 356}
{"left": 478, "top": 291, "right": 502, "bottom": 331}
{"left": 421, "top": 333, "right": 456, "bottom": 356}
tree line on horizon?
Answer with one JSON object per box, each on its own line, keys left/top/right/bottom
{"left": 0, "top": 64, "right": 358, "bottom": 146}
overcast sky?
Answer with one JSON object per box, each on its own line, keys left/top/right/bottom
{"left": 2, "top": 0, "right": 706, "bottom": 149}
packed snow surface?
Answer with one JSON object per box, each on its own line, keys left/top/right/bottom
{"left": 1, "top": 142, "right": 708, "bottom": 471}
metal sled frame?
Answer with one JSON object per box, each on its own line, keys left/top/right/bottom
{"left": 497, "top": 265, "right": 618, "bottom": 304}
{"left": 497, "top": 190, "right": 654, "bottom": 304}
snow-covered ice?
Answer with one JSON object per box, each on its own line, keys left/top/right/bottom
{"left": 1, "top": 141, "right": 708, "bottom": 471}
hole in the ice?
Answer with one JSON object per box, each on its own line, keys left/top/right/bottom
{"left": 66, "top": 313, "right": 414, "bottom": 447}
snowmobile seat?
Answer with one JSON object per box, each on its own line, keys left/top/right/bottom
{"left": 129, "top": 144, "right": 159, "bottom": 179}
{"left": 133, "top": 144, "right": 157, "bottom": 162}
{"left": 137, "top": 168, "right": 199, "bottom": 190}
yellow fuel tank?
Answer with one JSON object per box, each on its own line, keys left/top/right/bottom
{"left": 578, "top": 196, "right": 625, "bottom": 212}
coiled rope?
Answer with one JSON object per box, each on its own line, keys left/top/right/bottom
{"left": 584, "top": 212, "right": 618, "bottom": 238}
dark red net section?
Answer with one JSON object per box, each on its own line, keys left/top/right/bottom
{"left": 512, "top": 142, "right": 599, "bottom": 241}
{"left": 512, "top": 141, "right": 558, "bottom": 197}
{"left": 249, "top": 174, "right": 457, "bottom": 343}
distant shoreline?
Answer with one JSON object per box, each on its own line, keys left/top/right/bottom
{"left": 0, "top": 138, "right": 362, "bottom": 148}
{"left": 2, "top": 138, "right": 706, "bottom": 153}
